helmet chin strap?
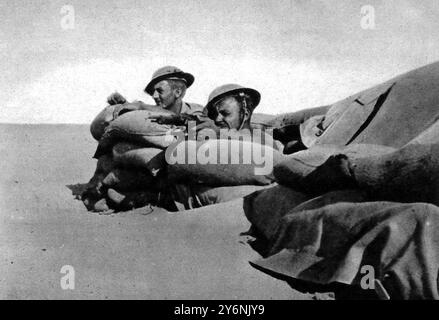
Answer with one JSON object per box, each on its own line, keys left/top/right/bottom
{"left": 238, "top": 93, "right": 250, "bottom": 131}
{"left": 238, "top": 112, "right": 248, "bottom": 131}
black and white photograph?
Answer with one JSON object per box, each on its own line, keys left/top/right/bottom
{"left": 2, "top": 0, "right": 439, "bottom": 304}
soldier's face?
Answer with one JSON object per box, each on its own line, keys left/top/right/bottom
{"left": 152, "top": 80, "right": 177, "bottom": 109}
{"left": 213, "top": 96, "right": 244, "bottom": 130}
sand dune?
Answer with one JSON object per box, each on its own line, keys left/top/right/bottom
{"left": 0, "top": 124, "right": 306, "bottom": 299}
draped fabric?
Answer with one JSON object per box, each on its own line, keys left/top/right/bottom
{"left": 244, "top": 61, "right": 439, "bottom": 299}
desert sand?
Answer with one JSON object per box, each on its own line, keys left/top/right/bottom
{"left": 0, "top": 124, "right": 306, "bottom": 300}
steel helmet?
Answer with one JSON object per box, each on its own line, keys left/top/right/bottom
{"left": 205, "top": 84, "right": 261, "bottom": 114}
{"left": 144, "top": 66, "right": 195, "bottom": 95}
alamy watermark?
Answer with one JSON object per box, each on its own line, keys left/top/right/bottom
{"left": 60, "top": 5, "right": 75, "bottom": 30}
{"left": 60, "top": 265, "right": 75, "bottom": 290}
{"left": 361, "top": 5, "right": 376, "bottom": 30}
{"left": 360, "top": 264, "right": 391, "bottom": 299}
{"left": 164, "top": 121, "right": 275, "bottom": 176}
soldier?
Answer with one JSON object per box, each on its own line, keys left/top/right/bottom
{"left": 204, "top": 84, "right": 260, "bottom": 131}
{"left": 162, "top": 84, "right": 283, "bottom": 211}
{"left": 106, "top": 65, "right": 204, "bottom": 118}
{"left": 144, "top": 65, "right": 204, "bottom": 116}
{"left": 199, "top": 84, "right": 282, "bottom": 150}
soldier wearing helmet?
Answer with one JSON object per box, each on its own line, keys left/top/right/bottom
{"left": 205, "top": 84, "right": 261, "bottom": 131}
{"left": 198, "top": 83, "right": 283, "bottom": 151}
{"left": 107, "top": 65, "right": 204, "bottom": 119}
{"left": 144, "top": 66, "right": 204, "bottom": 116}
{"left": 161, "top": 84, "right": 283, "bottom": 212}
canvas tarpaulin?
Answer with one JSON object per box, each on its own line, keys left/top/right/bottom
{"left": 246, "top": 190, "right": 439, "bottom": 299}
{"left": 243, "top": 61, "right": 439, "bottom": 299}
{"left": 294, "top": 61, "right": 439, "bottom": 149}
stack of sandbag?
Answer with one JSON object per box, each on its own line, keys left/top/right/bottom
{"left": 94, "top": 109, "right": 180, "bottom": 155}
{"left": 90, "top": 101, "right": 179, "bottom": 141}
{"left": 94, "top": 109, "right": 183, "bottom": 172}
{"left": 86, "top": 102, "right": 286, "bottom": 211}
{"left": 84, "top": 107, "right": 183, "bottom": 212}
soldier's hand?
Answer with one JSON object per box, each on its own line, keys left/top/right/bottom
{"left": 148, "top": 114, "right": 181, "bottom": 125}
{"left": 193, "top": 118, "right": 218, "bottom": 132}
{"left": 107, "top": 92, "right": 127, "bottom": 106}
{"left": 190, "top": 118, "right": 221, "bottom": 139}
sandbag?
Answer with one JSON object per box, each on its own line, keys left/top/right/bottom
{"left": 102, "top": 168, "right": 157, "bottom": 191}
{"left": 90, "top": 104, "right": 119, "bottom": 141}
{"left": 95, "top": 153, "right": 116, "bottom": 173}
{"left": 167, "top": 183, "right": 272, "bottom": 211}
{"left": 243, "top": 185, "right": 311, "bottom": 241}
{"left": 106, "top": 188, "right": 158, "bottom": 210}
{"left": 81, "top": 154, "right": 116, "bottom": 211}
{"left": 167, "top": 139, "right": 286, "bottom": 187}
{"left": 276, "top": 139, "right": 439, "bottom": 205}
{"left": 94, "top": 110, "right": 182, "bottom": 158}
{"left": 351, "top": 143, "right": 439, "bottom": 205}
{"left": 83, "top": 154, "right": 116, "bottom": 197}
{"left": 273, "top": 144, "right": 396, "bottom": 192}
{"left": 90, "top": 101, "right": 176, "bottom": 141}
{"left": 104, "top": 110, "right": 178, "bottom": 146}
{"left": 112, "top": 142, "right": 166, "bottom": 176}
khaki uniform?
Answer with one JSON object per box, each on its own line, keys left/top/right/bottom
{"left": 180, "top": 102, "right": 205, "bottom": 117}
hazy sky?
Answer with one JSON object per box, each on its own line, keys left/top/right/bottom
{"left": 2, "top": 0, "right": 439, "bottom": 123}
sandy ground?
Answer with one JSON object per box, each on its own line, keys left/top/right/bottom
{"left": 0, "top": 124, "right": 307, "bottom": 300}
